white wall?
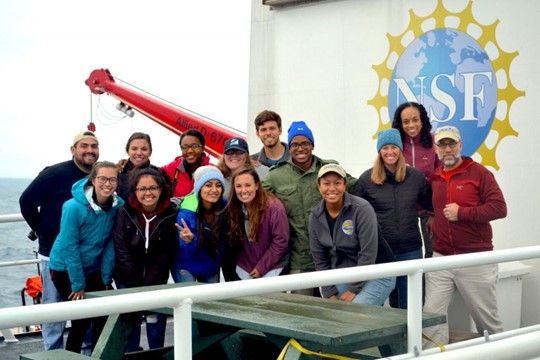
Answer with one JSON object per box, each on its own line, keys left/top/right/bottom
{"left": 248, "top": 0, "right": 540, "bottom": 326}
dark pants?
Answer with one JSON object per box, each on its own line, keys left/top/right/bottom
{"left": 388, "top": 248, "right": 423, "bottom": 309}
{"left": 51, "top": 270, "right": 107, "bottom": 354}
{"left": 115, "top": 283, "right": 167, "bottom": 352}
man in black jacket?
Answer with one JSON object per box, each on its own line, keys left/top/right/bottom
{"left": 19, "top": 130, "right": 99, "bottom": 350}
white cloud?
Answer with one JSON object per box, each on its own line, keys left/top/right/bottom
{"left": 0, "top": 0, "right": 251, "bottom": 178}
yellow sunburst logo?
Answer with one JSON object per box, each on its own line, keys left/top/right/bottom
{"left": 367, "top": 0, "right": 524, "bottom": 170}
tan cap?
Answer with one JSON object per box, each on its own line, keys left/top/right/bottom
{"left": 318, "top": 163, "right": 346, "bottom": 179}
{"left": 434, "top": 126, "right": 461, "bottom": 143}
{"left": 73, "top": 131, "right": 99, "bottom": 146}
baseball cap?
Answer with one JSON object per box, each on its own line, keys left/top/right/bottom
{"left": 318, "top": 163, "right": 347, "bottom": 179}
{"left": 73, "top": 131, "right": 99, "bottom": 146}
{"left": 434, "top": 126, "right": 461, "bottom": 143}
{"left": 224, "top": 137, "right": 249, "bottom": 153}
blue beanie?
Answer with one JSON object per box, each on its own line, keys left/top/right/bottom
{"left": 193, "top": 166, "right": 225, "bottom": 195}
{"left": 377, "top": 128, "right": 403, "bottom": 152}
{"left": 288, "top": 121, "right": 314, "bottom": 146}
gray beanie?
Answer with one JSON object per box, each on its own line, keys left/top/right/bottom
{"left": 193, "top": 166, "right": 225, "bottom": 194}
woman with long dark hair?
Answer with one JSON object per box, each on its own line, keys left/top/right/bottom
{"left": 173, "top": 166, "right": 228, "bottom": 283}
{"left": 392, "top": 102, "right": 439, "bottom": 258}
{"left": 113, "top": 165, "right": 178, "bottom": 351}
{"left": 227, "top": 165, "right": 289, "bottom": 279}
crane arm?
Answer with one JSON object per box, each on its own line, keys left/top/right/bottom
{"left": 85, "top": 68, "right": 243, "bottom": 158}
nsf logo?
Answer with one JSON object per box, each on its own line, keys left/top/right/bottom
{"left": 369, "top": 0, "right": 524, "bottom": 170}
{"left": 389, "top": 29, "right": 496, "bottom": 157}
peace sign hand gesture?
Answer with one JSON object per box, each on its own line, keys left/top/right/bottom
{"left": 176, "top": 218, "right": 194, "bottom": 243}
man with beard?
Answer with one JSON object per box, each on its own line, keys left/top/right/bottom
{"left": 19, "top": 130, "right": 99, "bottom": 350}
{"left": 423, "top": 126, "right": 507, "bottom": 347}
{"left": 250, "top": 110, "right": 290, "bottom": 167}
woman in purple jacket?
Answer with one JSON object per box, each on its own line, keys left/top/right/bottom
{"left": 227, "top": 165, "right": 289, "bottom": 279}
{"left": 392, "top": 101, "right": 439, "bottom": 258}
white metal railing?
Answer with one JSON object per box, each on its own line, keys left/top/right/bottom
{"left": 0, "top": 258, "right": 40, "bottom": 268}
{"left": 1, "top": 212, "right": 539, "bottom": 359}
{"left": 0, "top": 213, "right": 25, "bottom": 223}
{"left": 1, "top": 248, "right": 539, "bottom": 359}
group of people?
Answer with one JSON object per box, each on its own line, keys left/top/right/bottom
{"left": 19, "top": 103, "right": 507, "bottom": 354}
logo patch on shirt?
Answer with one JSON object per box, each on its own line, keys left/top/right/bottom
{"left": 342, "top": 220, "right": 354, "bottom": 236}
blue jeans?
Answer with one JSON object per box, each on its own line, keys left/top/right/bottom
{"left": 172, "top": 269, "right": 219, "bottom": 284}
{"left": 335, "top": 277, "right": 396, "bottom": 306}
{"left": 116, "top": 283, "right": 166, "bottom": 352}
{"left": 392, "top": 248, "right": 423, "bottom": 309}
{"left": 171, "top": 270, "right": 218, "bottom": 337}
{"left": 40, "top": 257, "right": 66, "bottom": 350}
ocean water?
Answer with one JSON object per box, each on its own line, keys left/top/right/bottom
{"left": 0, "top": 177, "right": 39, "bottom": 309}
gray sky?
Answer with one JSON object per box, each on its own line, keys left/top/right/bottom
{"left": 0, "top": 0, "right": 251, "bottom": 178}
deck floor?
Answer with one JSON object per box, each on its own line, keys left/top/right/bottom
{"left": 1, "top": 318, "right": 179, "bottom": 360}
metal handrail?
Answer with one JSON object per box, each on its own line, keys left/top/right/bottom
{"left": 0, "top": 214, "right": 25, "bottom": 223}
{"left": 0, "top": 259, "right": 40, "bottom": 268}
{"left": 1, "top": 213, "right": 539, "bottom": 359}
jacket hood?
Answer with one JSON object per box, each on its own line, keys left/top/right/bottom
{"left": 71, "top": 177, "right": 124, "bottom": 211}
{"left": 128, "top": 193, "right": 172, "bottom": 216}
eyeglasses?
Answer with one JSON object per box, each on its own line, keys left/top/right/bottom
{"left": 436, "top": 141, "right": 459, "bottom": 149}
{"left": 290, "top": 141, "right": 313, "bottom": 149}
{"left": 135, "top": 186, "right": 161, "bottom": 193}
{"left": 180, "top": 144, "right": 203, "bottom": 151}
{"left": 95, "top": 176, "right": 118, "bottom": 185}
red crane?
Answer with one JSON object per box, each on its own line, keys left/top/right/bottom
{"left": 85, "top": 68, "right": 244, "bottom": 158}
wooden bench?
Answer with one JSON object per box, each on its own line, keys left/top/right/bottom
{"left": 20, "top": 349, "right": 90, "bottom": 360}
{"left": 85, "top": 283, "right": 446, "bottom": 360}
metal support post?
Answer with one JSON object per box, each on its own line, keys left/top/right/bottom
{"left": 174, "top": 298, "right": 193, "bottom": 360}
{"left": 407, "top": 270, "right": 424, "bottom": 354}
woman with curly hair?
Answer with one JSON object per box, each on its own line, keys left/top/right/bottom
{"left": 392, "top": 102, "right": 439, "bottom": 258}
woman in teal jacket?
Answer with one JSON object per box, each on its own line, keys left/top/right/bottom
{"left": 49, "top": 161, "right": 124, "bottom": 353}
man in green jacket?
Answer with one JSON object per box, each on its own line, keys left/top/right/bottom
{"left": 263, "top": 121, "right": 356, "bottom": 295}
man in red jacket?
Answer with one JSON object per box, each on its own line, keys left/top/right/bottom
{"left": 423, "top": 126, "right": 507, "bottom": 347}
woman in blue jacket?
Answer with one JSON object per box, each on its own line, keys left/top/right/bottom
{"left": 173, "top": 166, "right": 228, "bottom": 283}
{"left": 49, "top": 161, "right": 124, "bottom": 353}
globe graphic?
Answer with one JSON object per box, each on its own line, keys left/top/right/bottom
{"left": 389, "top": 29, "right": 497, "bottom": 156}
